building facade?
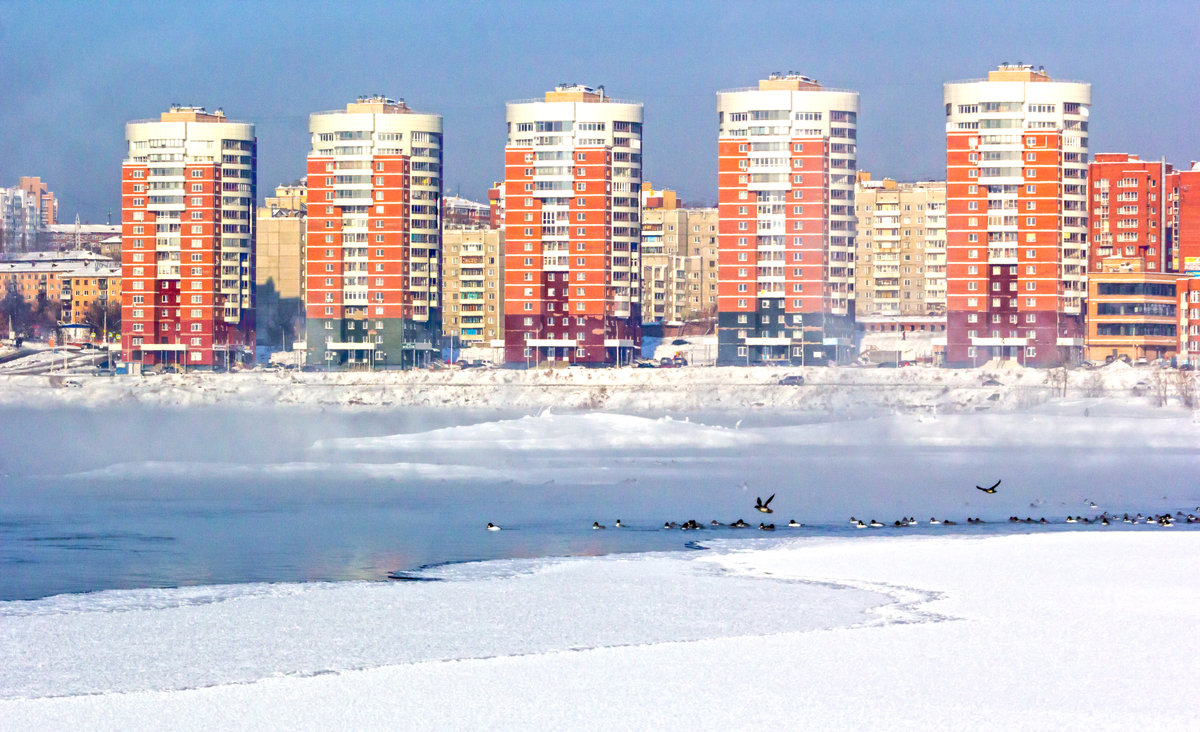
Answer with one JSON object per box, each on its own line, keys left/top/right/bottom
{"left": 256, "top": 182, "right": 306, "bottom": 347}
{"left": 120, "top": 106, "right": 257, "bottom": 369}
{"left": 854, "top": 175, "right": 947, "bottom": 318}
{"left": 502, "top": 84, "right": 642, "bottom": 366}
{"left": 716, "top": 73, "right": 859, "bottom": 366}
{"left": 37, "top": 223, "right": 121, "bottom": 253}
{"left": 304, "top": 96, "right": 443, "bottom": 369}
{"left": 442, "top": 228, "right": 504, "bottom": 349}
{"left": 61, "top": 263, "right": 121, "bottom": 327}
{"left": 1087, "top": 154, "right": 1172, "bottom": 273}
{"left": 640, "top": 206, "right": 718, "bottom": 324}
{"left": 944, "top": 64, "right": 1090, "bottom": 367}
{"left": 1085, "top": 258, "right": 1177, "bottom": 362}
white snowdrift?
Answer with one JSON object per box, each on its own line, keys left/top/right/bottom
{"left": 0, "top": 360, "right": 1192, "bottom": 414}
{"left": 2, "top": 532, "right": 1197, "bottom": 730}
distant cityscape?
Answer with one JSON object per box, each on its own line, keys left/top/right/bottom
{"left": 3, "top": 64, "right": 1199, "bottom": 371}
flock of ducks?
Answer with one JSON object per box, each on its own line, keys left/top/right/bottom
{"left": 484, "top": 490, "right": 1200, "bottom": 532}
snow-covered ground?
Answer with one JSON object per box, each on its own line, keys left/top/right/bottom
{"left": 2, "top": 531, "right": 1197, "bottom": 730}
{"left": 0, "top": 359, "right": 1194, "bottom": 413}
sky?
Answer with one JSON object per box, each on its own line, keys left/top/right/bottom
{"left": 1, "top": 0, "right": 1198, "bottom": 222}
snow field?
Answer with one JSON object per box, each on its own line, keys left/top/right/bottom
{"left": 2, "top": 532, "right": 1197, "bottom": 730}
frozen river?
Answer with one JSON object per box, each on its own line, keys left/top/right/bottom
{"left": 2, "top": 403, "right": 1199, "bottom": 601}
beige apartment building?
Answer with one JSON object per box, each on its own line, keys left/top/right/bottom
{"left": 442, "top": 228, "right": 504, "bottom": 348}
{"left": 854, "top": 174, "right": 946, "bottom": 317}
{"left": 640, "top": 207, "right": 718, "bottom": 324}
{"left": 256, "top": 182, "right": 306, "bottom": 346}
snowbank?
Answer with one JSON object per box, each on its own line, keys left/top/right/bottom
{"left": 3, "top": 531, "right": 1197, "bottom": 730}
{"left": 0, "top": 361, "right": 1193, "bottom": 414}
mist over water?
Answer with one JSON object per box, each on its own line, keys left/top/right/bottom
{"left": 2, "top": 405, "right": 1198, "bottom": 601}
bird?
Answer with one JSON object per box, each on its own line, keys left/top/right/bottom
{"left": 664, "top": 521, "right": 678, "bottom": 529}
{"left": 787, "top": 519, "right": 802, "bottom": 528}
{"left": 869, "top": 519, "right": 883, "bottom": 528}
{"left": 486, "top": 523, "right": 501, "bottom": 531}
{"left": 615, "top": 519, "right": 624, "bottom": 528}
{"left": 758, "top": 522, "right": 775, "bottom": 531}
{"left": 977, "top": 479, "right": 1001, "bottom": 494}
{"left": 593, "top": 521, "right": 606, "bottom": 530}
{"left": 855, "top": 520, "right": 867, "bottom": 529}
{"left": 755, "top": 494, "right": 775, "bottom": 514}
{"left": 929, "top": 517, "right": 942, "bottom": 525}
{"left": 732, "top": 518, "right": 748, "bottom": 528}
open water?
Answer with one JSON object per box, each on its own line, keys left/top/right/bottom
{"left": 2, "top": 405, "right": 1198, "bottom": 601}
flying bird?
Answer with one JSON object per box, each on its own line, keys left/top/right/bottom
{"left": 976, "top": 480, "right": 1001, "bottom": 494}
{"left": 755, "top": 494, "right": 775, "bottom": 514}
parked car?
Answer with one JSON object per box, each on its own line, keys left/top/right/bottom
{"left": 778, "top": 374, "right": 805, "bottom": 386}
{"left": 635, "top": 360, "right": 657, "bottom": 368}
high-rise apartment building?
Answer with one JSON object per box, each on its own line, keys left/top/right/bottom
{"left": 854, "top": 174, "right": 947, "bottom": 317}
{"left": 1087, "top": 154, "right": 1172, "bottom": 272}
{"left": 716, "top": 73, "right": 858, "bottom": 366}
{"left": 305, "top": 96, "right": 443, "bottom": 369}
{"left": 944, "top": 64, "right": 1090, "bottom": 366}
{"left": 502, "top": 84, "right": 643, "bottom": 366}
{"left": 18, "top": 177, "right": 57, "bottom": 227}
{"left": 120, "top": 106, "right": 256, "bottom": 369}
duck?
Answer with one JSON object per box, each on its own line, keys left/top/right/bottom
{"left": 787, "top": 519, "right": 802, "bottom": 528}
{"left": 942, "top": 519, "right": 958, "bottom": 526}
{"left": 615, "top": 519, "right": 624, "bottom": 528}
{"left": 855, "top": 520, "right": 867, "bottom": 529}
{"left": 758, "top": 522, "right": 775, "bottom": 531}
{"left": 1066, "top": 516, "right": 1078, "bottom": 524}
{"left": 869, "top": 519, "right": 884, "bottom": 528}
{"left": 710, "top": 519, "right": 723, "bottom": 526}
{"left": 906, "top": 517, "right": 918, "bottom": 526}
{"left": 486, "top": 523, "right": 501, "bottom": 531}
{"left": 755, "top": 494, "right": 775, "bottom": 514}
{"left": 664, "top": 521, "right": 678, "bottom": 530}
{"left": 731, "top": 518, "right": 748, "bottom": 528}
{"left": 593, "top": 521, "right": 606, "bottom": 530}
{"left": 929, "top": 517, "right": 942, "bottom": 525}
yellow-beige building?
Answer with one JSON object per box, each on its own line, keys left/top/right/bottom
{"left": 855, "top": 174, "right": 947, "bottom": 318}
{"left": 640, "top": 207, "right": 718, "bottom": 324}
{"left": 442, "top": 228, "right": 504, "bottom": 347}
{"left": 255, "top": 183, "right": 306, "bottom": 345}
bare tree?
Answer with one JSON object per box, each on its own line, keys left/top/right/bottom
{"left": 1173, "top": 370, "right": 1197, "bottom": 409}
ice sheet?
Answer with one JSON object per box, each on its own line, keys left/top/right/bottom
{"left": 3, "top": 532, "right": 1197, "bottom": 731}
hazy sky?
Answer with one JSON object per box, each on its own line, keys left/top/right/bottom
{"left": 2, "top": 0, "right": 1197, "bottom": 222}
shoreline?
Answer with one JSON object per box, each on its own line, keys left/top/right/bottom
{"left": 0, "top": 362, "right": 1191, "bottom": 413}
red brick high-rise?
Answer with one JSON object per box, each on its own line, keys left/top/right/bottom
{"left": 943, "top": 65, "right": 1090, "bottom": 367}
{"left": 120, "top": 106, "right": 256, "bottom": 369}
{"left": 502, "top": 85, "right": 643, "bottom": 366}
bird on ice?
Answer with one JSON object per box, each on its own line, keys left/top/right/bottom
{"left": 755, "top": 494, "right": 775, "bottom": 514}
{"left": 976, "top": 479, "right": 1001, "bottom": 494}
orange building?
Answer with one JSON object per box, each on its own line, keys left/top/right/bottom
{"left": 61, "top": 264, "right": 121, "bottom": 326}
{"left": 502, "top": 85, "right": 642, "bottom": 366}
{"left": 715, "top": 73, "right": 859, "bottom": 365}
{"left": 1085, "top": 258, "right": 1177, "bottom": 362}
{"left": 943, "top": 65, "right": 1090, "bottom": 367}
{"left": 120, "top": 106, "right": 257, "bottom": 369}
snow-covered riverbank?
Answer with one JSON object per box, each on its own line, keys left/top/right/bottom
{"left": 3, "top": 531, "right": 1197, "bottom": 730}
{"left": 0, "top": 361, "right": 1194, "bottom": 413}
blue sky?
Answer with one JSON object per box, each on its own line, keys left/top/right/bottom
{"left": 1, "top": 0, "right": 1197, "bottom": 221}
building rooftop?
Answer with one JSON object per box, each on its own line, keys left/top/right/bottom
{"left": 987, "top": 63, "right": 1051, "bottom": 83}
{"left": 345, "top": 95, "right": 411, "bottom": 114}
{"left": 758, "top": 72, "right": 822, "bottom": 91}
{"left": 160, "top": 105, "right": 227, "bottom": 122}
{"left": 1, "top": 249, "right": 112, "bottom": 264}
